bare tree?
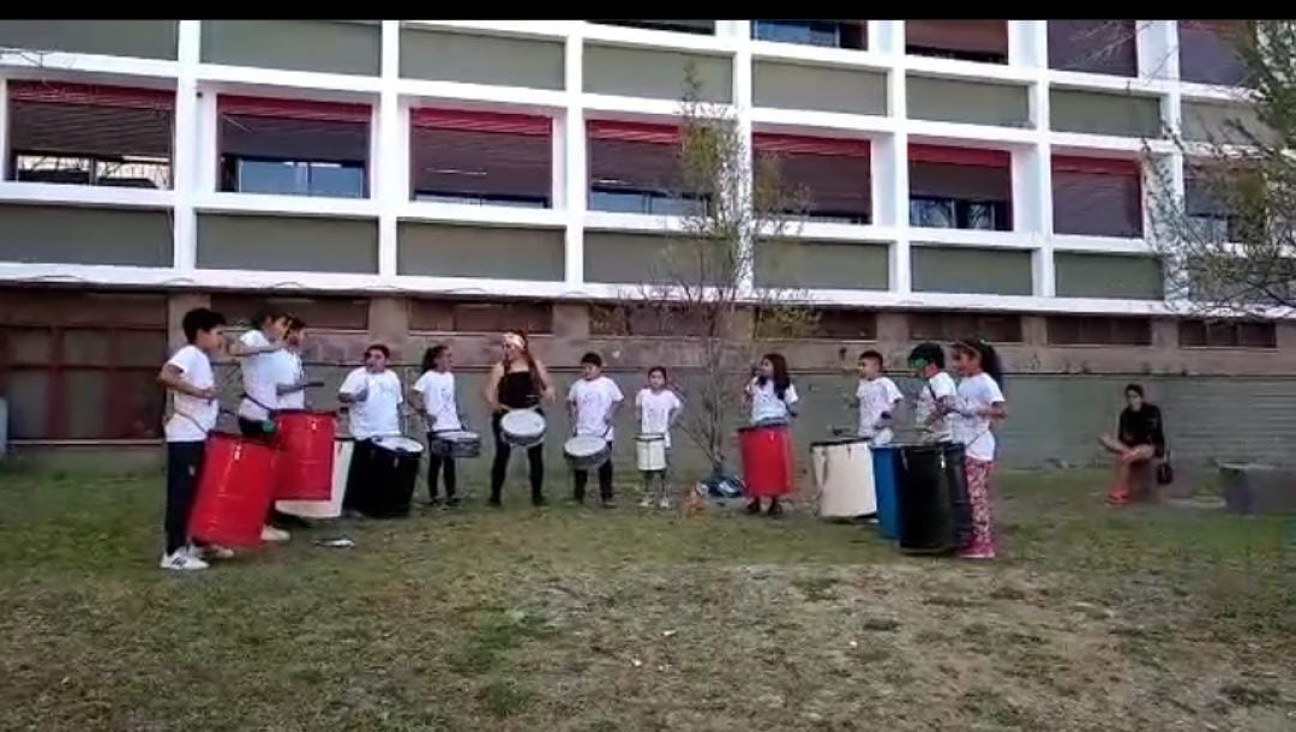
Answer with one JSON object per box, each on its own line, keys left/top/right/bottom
{"left": 626, "top": 64, "right": 817, "bottom": 476}
{"left": 1145, "top": 20, "right": 1296, "bottom": 317}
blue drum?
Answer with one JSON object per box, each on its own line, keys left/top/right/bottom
{"left": 871, "top": 445, "right": 901, "bottom": 540}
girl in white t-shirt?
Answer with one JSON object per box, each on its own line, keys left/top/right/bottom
{"left": 411, "top": 344, "right": 465, "bottom": 507}
{"left": 634, "top": 366, "right": 683, "bottom": 509}
{"left": 950, "top": 338, "right": 1008, "bottom": 560}
{"left": 742, "top": 353, "right": 799, "bottom": 516}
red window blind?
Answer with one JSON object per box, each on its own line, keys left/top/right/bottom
{"left": 754, "top": 133, "right": 871, "bottom": 158}
{"left": 755, "top": 134, "right": 871, "bottom": 220}
{"left": 907, "top": 20, "right": 1008, "bottom": 57}
{"left": 910, "top": 146, "right": 1011, "bottom": 201}
{"left": 9, "top": 80, "right": 174, "bottom": 109}
{"left": 8, "top": 81, "right": 174, "bottom": 160}
{"left": 587, "top": 120, "right": 680, "bottom": 145}
{"left": 1052, "top": 156, "right": 1143, "bottom": 238}
{"left": 218, "top": 95, "right": 372, "bottom": 123}
{"left": 411, "top": 108, "right": 552, "bottom": 136}
{"left": 588, "top": 121, "right": 684, "bottom": 193}
{"left": 910, "top": 144, "right": 1009, "bottom": 168}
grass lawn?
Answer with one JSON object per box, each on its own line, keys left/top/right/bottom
{"left": 0, "top": 466, "right": 1293, "bottom": 732}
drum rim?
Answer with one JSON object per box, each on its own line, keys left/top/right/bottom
{"left": 501, "top": 410, "right": 545, "bottom": 431}
{"left": 564, "top": 435, "right": 609, "bottom": 453}
{"left": 375, "top": 436, "right": 424, "bottom": 452}
{"left": 810, "top": 437, "right": 872, "bottom": 448}
{"left": 738, "top": 421, "right": 789, "bottom": 433}
{"left": 635, "top": 433, "right": 667, "bottom": 442}
{"left": 435, "top": 430, "right": 481, "bottom": 441}
{"left": 275, "top": 409, "right": 338, "bottom": 417}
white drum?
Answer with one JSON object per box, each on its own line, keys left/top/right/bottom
{"left": 635, "top": 433, "right": 667, "bottom": 472}
{"left": 276, "top": 438, "right": 353, "bottom": 520}
{"left": 811, "top": 437, "right": 877, "bottom": 519}
{"left": 564, "top": 435, "right": 610, "bottom": 471}
{"left": 430, "top": 430, "right": 482, "bottom": 459}
{"left": 500, "top": 409, "right": 546, "bottom": 448}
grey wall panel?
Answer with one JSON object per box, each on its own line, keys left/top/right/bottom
{"left": 197, "top": 214, "right": 378, "bottom": 273}
{"left": 0, "top": 204, "right": 172, "bottom": 267}
{"left": 400, "top": 28, "right": 564, "bottom": 89}
{"left": 398, "top": 223, "right": 564, "bottom": 281}
{"left": 1182, "top": 101, "right": 1272, "bottom": 145}
{"left": 912, "top": 246, "right": 1033, "bottom": 295}
{"left": 584, "top": 45, "right": 731, "bottom": 102}
{"left": 1055, "top": 253, "right": 1164, "bottom": 300}
{"left": 0, "top": 20, "right": 178, "bottom": 60}
{"left": 584, "top": 232, "right": 737, "bottom": 286}
{"left": 755, "top": 240, "right": 889, "bottom": 290}
{"left": 753, "top": 61, "right": 887, "bottom": 115}
{"left": 1050, "top": 89, "right": 1163, "bottom": 137}
{"left": 907, "top": 75, "right": 1030, "bottom": 127}
{"left": 201, "top": 20, "right": 380, "bottom": 76}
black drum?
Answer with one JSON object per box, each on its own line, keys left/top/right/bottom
{"left": 344, "top": 436, "right": 423, "bottom": 518}
{"left": 896, "top": 443, "right": 971, "bottom": 555}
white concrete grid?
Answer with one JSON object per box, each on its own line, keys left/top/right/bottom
{"left": 0, "top": 20, "right": 1254, "bottom": 315}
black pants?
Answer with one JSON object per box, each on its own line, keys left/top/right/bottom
{"left": 490, "top": 413, "right": 544, "bottom": 503}
{"left": 239, "top": 416, "right": 297, "bottom": 528}
{"left": 343, "top": 438, "right": 377, "bottom": 512}
{"left": 573, "top": 444, "right": 614, "bottom": 502}
{"left": 426, "top": 432, "right": 457, "bottom": 501}
{"left": 165, "top": 440, "right": 206, "bottom": 554}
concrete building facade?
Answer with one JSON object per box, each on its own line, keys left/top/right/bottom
{"left": 0, "top": 20, "right": 1292, "bottom": 472}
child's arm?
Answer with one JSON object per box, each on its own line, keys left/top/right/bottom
{"left": 158, "top": 364, "right": 216, "bottom": 401}
{"left": 227, "top": 335, "right": 280, "bottom": 358}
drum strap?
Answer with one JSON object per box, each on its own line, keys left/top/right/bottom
{"left": 171, "top": 409, "right": 211, "bottom": 437}
{"left": 241, "top": 391, "right": 279, "bottom": 419}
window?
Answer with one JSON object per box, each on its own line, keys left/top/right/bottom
{"left": 1046, "top": 316, "right": 1152, "bottom": 346}
{"left": 6, "top": 81, "right": 173, "bottom": 189}
{"left": 587, "top": 120, "right": 707, "bottom": 216}
{"left": 1179, "top": 20, "right": 1251, "bottom": 86}
{"left": 754, "top": 134, "right": 872, "bottom": 225}
{"left": 0, "top": 289, "right": 167, "bottom": 441}
{"left": 1052, "top": 157, "right": 1143, "bottom": 238}
{"left": 588, "top": 20, "right": 714, "bottom": 35}
{"left": 409, "top": 299, "right": 553, "bottom": 335}
{"left": 209, "top": 294, "right": 369, "bottom": 331}
{"left": 909, "top": 145, "right": 1012, "bottom": 231}
{"left": 590, "top": 304, "right": 711, "bottom": 337}
{"left": 1179, "top": 319, "right": 1276, "bottom": 349}
{"left": 906, "top": 20, "right": 1008, "bottom": 64}
{"left": 410, "top": 109, "right": 552, "bottom": 208}
{"left": 218, "top": 95, "right": 370, "bottom": 199}
{"left": 1047, "top": 20, "right": 1137, "bottom": 77}
{"left": 1184, "top": 166, "right": 1257, "bottom": 244}
{"left": 753, "top": 20, "right": 866, "bottom": 50}
{"left": 908, "top": 311, "right": 1023, "bottom": 343}
{"left": 809, "top": 308, "right": 878, "bottom": 340}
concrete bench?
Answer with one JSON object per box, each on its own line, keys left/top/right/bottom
{"left": 1218, "top": 463, "right": 1296, "bottom": 515}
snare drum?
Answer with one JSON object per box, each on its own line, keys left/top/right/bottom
{"left": 635, "top": 433, "right": 667, "bottom": 472}
{"left": 430, "top": 430, "right": 483, "bottom": 459}
{"left": 564, "top": 435, "right": 611, "bottom": 471}
{"left": 500, "top": 409, "right": 546, "bottom": 448}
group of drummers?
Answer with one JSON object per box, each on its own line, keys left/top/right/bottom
{"left": 157, "top": 304, "right": 1008, "bottom": 572}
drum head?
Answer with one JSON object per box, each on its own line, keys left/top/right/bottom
{"left": 501, "top": 409, "right": 545, "bottom": 435}
{"left": 565, "top": 435, "right": 607, "bottom": 457}
{"left": 810, "top": 437, "right": 871, "bottom": 448}
{"left": 438, "top": 430, "right": 480, "bottom": 443}
{"left": 376, "top": 436, "right": 424, "bottom": 454}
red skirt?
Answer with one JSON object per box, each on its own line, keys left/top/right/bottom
{"left": 739, "top": 423, "right": 794, "bottom": 498}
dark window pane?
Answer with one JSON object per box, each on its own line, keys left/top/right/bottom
{"left": 308, "top": 162, "right": 365, "bottom": 198}
{"left": 1047, "top": 20, "right": 1137, "bottom": 77}
{"left": 910, "top": 197, "right": 956, "bottom": 228}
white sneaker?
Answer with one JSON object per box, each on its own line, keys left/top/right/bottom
{"left": 261, "top": 525, "right": 290, "bottom": 543}
{"left": 195, "top": 543, "right": 234, "bottom": 560}
{"left": 658, "top": 497, "right": 672, "bottom": 510}
{"left": 639, "top": 497, "right": 654, "bottom": 508}
{"left": 160, "top": 548, "right": 209, "bottom": 571}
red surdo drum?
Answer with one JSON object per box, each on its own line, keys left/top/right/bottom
{"left": 273, "top": 409, "right": 337, "bottom": 501}
{"left": 188, "top": 433, "right": 277, "bottom": 547}
{"left": 739, "top": 419, "right": 794, "bottom": 498}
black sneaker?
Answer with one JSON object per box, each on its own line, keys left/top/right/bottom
{"left": 767, "top": 501, "right": 784, "bottom": 518}
{"left": 488, "top": 497, "right": 503, "bottom": 508}
{"left": 532, "top": 495, "right": 549, "bottom": 508}
{"left": 600, "top": 499, "right": 617, "bottom": 509}
{"left": 445, "top": 496, "right": 462, "bottom": 508}
{"left": 745, "top": 500, "right": 762, "bottom": 515}
{"left": 426, "top": 496, "right": 443, "bottom": 508}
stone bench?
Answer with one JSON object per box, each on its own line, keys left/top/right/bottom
{"left": 1218, "top": 463, "right": 1296, "bottom": 515}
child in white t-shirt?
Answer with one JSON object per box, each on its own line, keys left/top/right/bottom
{"left": 908, "top": 342, "right": 958, "bottom": 443}
{"left": 156, "top": 307, "right": 227, "bottom": 571}
{"left": 853, "top": 350, "right": 904, "bottom": 445}
{"left": 951, "top": 338, "right": 1008, "bottom": 560}
{"left": 742, "top": 352, "right": 799, "bottom": 517}
{"left": 634, "top": 366, "right": 683, "bottom": 509}
{"left": 567, "top": 352, "right": 624, "bottom": 507}
{"left": 411, "top": 344, "right": 465, "bottom": 507}
{"left": 230, "top": 307, "right": 290, "bottom": 544}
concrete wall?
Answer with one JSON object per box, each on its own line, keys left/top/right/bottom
{"left": 753, "top": 61, "right": 887, "bottom": 116}
{"left": 400, "top": 28, "right": 564, "bottom": 89}
{"left": 201, "top": 20, "right": 380, "bottom": 76}
{"left": 1050, "top": 89, "right": 1163, "bottom": 137}
{"left": 196, "top": 214, "right": 378, "bottom": 273}
{"left": 583, "top": 45, "right": 731, "bottom": 102}
{"left": 0, "top": 204, "right": 173, "bottom": 267}
{"left": 906, "top": 76, "right": 1030, "bottom": 127}
{"left": 0, "top": 20, "right": 178, "bottom": 60}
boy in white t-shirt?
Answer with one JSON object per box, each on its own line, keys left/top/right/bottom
{"left": 567, "top": 352, "right": 624, "bottom": 507}
{"left": 634, "top": 366, "right": 683, "bottom": 508}
{"left": 908, "top": 342, "right": 958, "bottom": 443}
{"left": 156, "top": 308, "right": 227, "bottom": 571}
{"left": 231, "top": 307, "right": 290, "bottom": 543}
{"left": 853, "top": 350, "right": 903, "bottom": 445}
{"left": 273, "top": 317, "right": 309, "bottom": 412}
{"left": 411, "top": 344, "right": 465, "bottom": 507}
{"left": 338, "top": 343, "right": 405, "bottom": 514}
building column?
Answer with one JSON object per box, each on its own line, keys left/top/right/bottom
{"left": 0, "top": 77, "right": 8, "bottom": 182}
{"left": 563, "top": 31, "right": 586, "bottom": 286}
{"left": 376, "top": 20, "right": 404, "bottom": 279}
{"left": 171, "top": 20, "right": 202, "bottom": 272}
{"left": 732, "top": 20, "right": 756, "bottom": 296}
{"left": 881, "top": 23, "right": 910, "bottom": 294}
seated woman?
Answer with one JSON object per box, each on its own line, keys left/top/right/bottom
{"left": 1098, "top": 384, "right": 1166, "bottom": 505}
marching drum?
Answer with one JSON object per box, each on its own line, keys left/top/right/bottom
{"left": 810, "top": 437, "right": 877, "bottom": 519}
{"left": 564, "top": 435, "right": 611, "bottom": 471}
{"left": 635, "top": 433, "right": 667, "bottom": 472}
{"left": 273, "top": 409, "right": 337, "bottom": 501}
{"left": 870, "top": 444, "right": 902, "bottom": 540}
{"left": 277, "top": 438, "right": 353, "bottom": 520}
{"left": 738, "top": 419, "right": 794, "bottom": 498}
{"left": 189, "top": 433, "right": 277, "bottom": 547}
{"left": 351, "top": 436, "right": 423, "bottom": 518}
{"left": 500, "top": 409, "right": 546, "bottom": 448}
{"left": 895, "top": 443, "right": 972, "bottom": 555}
{"left": 429, "top": 430, "right": 483, "bottom": 459}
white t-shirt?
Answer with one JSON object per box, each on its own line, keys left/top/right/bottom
{"left": 954, "top": 372, "right": 1006, "bottom": 462}
{"left": 749, "top": 378, "right": 799, "bottom": 424}
{"left": 412, "top": 370, "right": 462, "bottom": 433}
{"left": 915, "top": 371, "right": 958, "bottom": 443}
{"left": 273, "top": 349, "right": 306, "bottom": 411}
{"left": 164, "top": 345, "right": 217, "bottom": 443}
{"left": 636, "top": 387, "right": 683, "bottom": 448}
{"left": 857, "top": 376, "right": 904, "bottom": 444}
{"left": 339, "top": 367, "right": 403, "bottom": 440}
{"left": 568, "top": 375, "right": 625, "bottom": 442}
{"left": 237, "top": 330, "right": 279, "bottom": 421}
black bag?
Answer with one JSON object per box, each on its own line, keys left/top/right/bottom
{"left": 1155, "top": 453, "right": 1175, "bottom": 486}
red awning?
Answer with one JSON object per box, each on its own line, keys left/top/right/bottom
{"left": 1052, "top": 156, "right": 1140, "bottom": 176}
{"left": 411, "top": 108, "right": 552, "bottom": 136}
{"left": 587, "top": 119, "right": 680, "bottom": 145}
{"left": 909, "top": 144, "right": 1010, "bottom": 168}
{"left": 754, "top": 133, "right": 871, "bottom": 158}
{"left": 7, "top": 80, "right": 174, "bottom": 110}
{"left": 218, "top": 95, "right": 372, "bottom": 123}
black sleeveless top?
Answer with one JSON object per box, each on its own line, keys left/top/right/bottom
{"left": 498, "top": 369, "right": 540, "bottom": 410}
